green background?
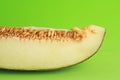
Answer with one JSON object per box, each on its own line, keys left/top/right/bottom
{"left": 0, "top": 0, "right": 120, "bottom": 80}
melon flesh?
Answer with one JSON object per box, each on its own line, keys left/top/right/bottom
{"left": 0, "top": 25, "right": 105, "bottom": 70}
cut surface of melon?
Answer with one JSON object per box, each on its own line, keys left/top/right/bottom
{"left": 0, "top": 25, "right": 105, "bottom": 70}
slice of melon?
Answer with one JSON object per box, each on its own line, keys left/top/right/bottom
{"left": 0, "top": 25, "right": 105, "bottom": 70}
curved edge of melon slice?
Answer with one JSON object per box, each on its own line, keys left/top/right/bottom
{"left": 0, "top": 25, "right": 106, "bottom": 70}
{"left": 59, "top": 25, "right": 106, "bottom": 70}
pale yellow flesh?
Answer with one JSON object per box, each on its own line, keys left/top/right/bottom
{"left": 0, "top": 25, "right": 105, "bottom": 70}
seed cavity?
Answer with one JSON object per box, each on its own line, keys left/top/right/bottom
{"left": 0, "top": 27, "right": 85, "bottom": 41}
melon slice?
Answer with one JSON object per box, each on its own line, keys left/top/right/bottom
{"left": 0, "top": 25, "right": 105, "bottom": 70}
